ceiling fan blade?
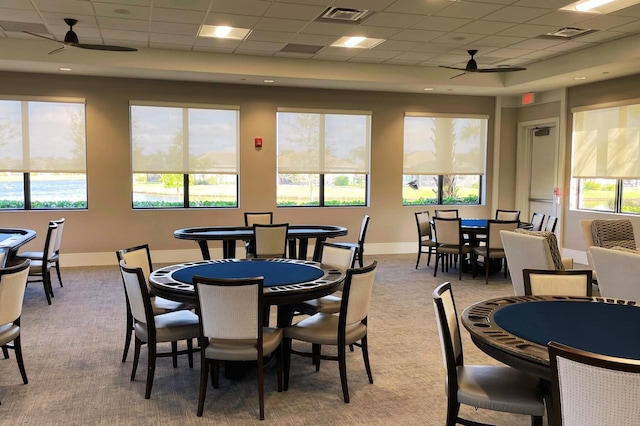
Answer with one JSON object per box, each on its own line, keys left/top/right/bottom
{"left": 439, "top": 65, "right": 468, "bottom": 71}
{"left": 76, "top": 43, "right": 138, "bottom": 52}
{"left": 477, "top": 67, "right": 527, "bottom": 73}
{"left": 449, "top": 72, "right": 468, "bottom": 80}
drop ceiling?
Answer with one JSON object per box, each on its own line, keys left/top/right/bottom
{"left": 1, "top": 0, "right": 640, "bottom": 96}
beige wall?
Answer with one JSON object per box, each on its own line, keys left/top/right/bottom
{"left": 0, "top": 72, "right": 498, "bottom": 265}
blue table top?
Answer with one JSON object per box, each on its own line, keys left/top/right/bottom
{"left": 461, "top": 218, "right": 488, "bottom": 227}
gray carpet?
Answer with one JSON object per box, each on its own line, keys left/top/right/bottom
{"left": 1, "top": 254, "right": 546, "bottom": 425}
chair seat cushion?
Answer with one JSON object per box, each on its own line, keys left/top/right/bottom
{"left": 205, "top": 327, "right": 283, "bottom": 361}
{"left": 285, "top": 313, "right": 366, "bottom": 345}
{"left": 134, "top": 310, "right": 199, "bottom": 343}
{"left": 28, "top": 260, "right": 51, "bottom": 274}
{"left": 438, "top": 245, "right": 471, "bottom": 255}
{"left": 472, "top": 247, "right": 505, "bottom": 258}
{"left": 455, "top": 365, "right": 545, "bottom": 416}
{"left": 300, "top": 294, "right": 341, "bottom": 314}
{"left": 0, "top": 323, "right": 20, "bottom": 346}
{"left": 151, "top": 296, "right": 192, "bottom": 314}
{"left": 19, "top": 251, "right": 59, "bottom": 262}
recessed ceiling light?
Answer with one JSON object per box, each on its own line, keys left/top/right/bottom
{"left": 59, "top": 67, "right": 72, "bottom": 71}
{"left": 423, "top": 88, "right": 434, "bottom": 91}
{"left": 561, "top": 0, "right": 640, "bottom": 13}
{"left": 198, "top": 25, "right": 251, "bottom": 40}
{"left": 264, "top": 79, "right": 275, "bottom": 83}
{"left": 331, "top": 36, "right": 384, "bottom": 49}
{"left": 574, "top": 76, "right": 587, "bottom": 80}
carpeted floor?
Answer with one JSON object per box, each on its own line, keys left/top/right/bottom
{"left": 1, "top": 254, "right": 548, "bottom": 425}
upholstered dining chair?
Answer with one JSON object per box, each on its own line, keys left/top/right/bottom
{"left": 591, "top": 219, "right": 636, "bottom": 249}
{"left": 523, "top": 269, "right": 593, "bottom": 297}
{"left": 252, "top": 223, "right": 289, "bottom": 259}
{"left": 544, "top": 216, "right": 558, "bottom": 233}
{"left": 434, "top": 209, "right": 459, "bottom": 218}
{"left": 548, "top": 341, "right": 640, "bottom": 426}
{"left": 332, "top": 214, "right": 370, "bottom": 267}
{"left": 472, "top": 219, "right": 519, "bottom": 284}
{"left": 415, "top": 211, "right": 437, "bottom": 268}
{"left": 284, "top": 261, "right": 377, "bottom": 403}
{"left": 496, "top": 209, "right": 521, "bottom": 221}
{"left": 530, "top": 212, "right": 545, "bottom": 231}
{"left": 432, "top": 282, "right": 545, "bottom": 426}
{"left": 193, "top": 275, "right": 283, "bottom": 420}
{"left": 432, "top": 217, "right": 470, "bottom": 280}
{"left": 244, "top": 212, "right": 273, "bottom": 257}
{"left": 116, "top": 244, "right": 193, "bottom": 362}
{"left": 18, "top": 218, "right": 66, "bottom": 287}
{"left": 25, "top": 221, "right": 58, "bottom": 305}
{"left": 0, "top": 259, "right": 31, "bottom": 406}
{"left": 590, "top": 246, "right": 640, "bottom": 301}
{"left": 119, "top": 260, "right": 199, "bottom": 399}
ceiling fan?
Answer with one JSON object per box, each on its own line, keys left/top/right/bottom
{"left": 25, "top": 18, "right": 137, "bottom": 54}
{"left": 440, "top": 49, "right": 526, "bottom": 79}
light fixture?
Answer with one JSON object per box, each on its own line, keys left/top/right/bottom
{"left": 263, "top": 79, "right": 275, "bottom": 83}
{"left": 561, "top": 0, "right": 640, "bottom": 13}
{"left": 59, "top": 67, "right": 72, "bottom": 71}
{"left": 198, "top": 25, "right": 251, "bottom": 40}
{"left": 331, "top": 36, "right": 384, "bottom": 49}
{"left": 423, "top": 88, "right": 434, "bottom": 91}
{"left": 574, "top": 76, "right": 587, "bottom": 80}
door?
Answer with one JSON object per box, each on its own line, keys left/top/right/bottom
{"left": 528, "top": 126, "right": 558, "bottom": 225}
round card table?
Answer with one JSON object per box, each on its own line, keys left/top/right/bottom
{"left": 174, "top": 224, "right": 348, "bottom": 261}
{"left": 0, "top": 228, "right": 37, "bottom": 267}
{"left": 149, "top": 258, "right": 345, "bottom": 328}
{"left": 461, "top": 295, "right": 640, "bottom": 380}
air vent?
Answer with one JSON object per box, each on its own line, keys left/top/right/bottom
{"left": 538, "top": 27, "right": 596, "bottom": 39}
{"left": 317, "top": 7, "right": 372, "bottom": 23}
{"left": 280, "top": 43, "right": 323, "bottom": 54}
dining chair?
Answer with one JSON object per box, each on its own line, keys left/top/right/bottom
{"left": 548, "top": 341, "right": 640, "bottom": 426}
{"left": 415, "top": 211, "right": 437, "bottom": 268}
{"left": 523, "top": 269, "right": 593, "bottom": 297}
{"left": 284, "top": 261, "right": 377, "bottom": 403}
{"left": 530, "top": 212, "right": 545, "bottom": 231}
{"left": 193, "top": 275, "right": 283, "bottom": 419}
{"left": 252, "top": 223, "right": 289, "bottom": 259}
{"left": 244, "top": 212, "right": 273, "bottom": 257}
{"left": 294, "top": 242, "right": 355, "bottom": 316}
{"left": 119, "top": 260, "right": 199, "bottom": 399}
{"left": 18, "top": 218, "right": 66, "bottom": 287}
{"left": 432, "top": 217, "right": 470, "bottom": 280}
{"left": 116, "top": 244, "right": 193, "bottom": 362}
{"left": 495, "top": 209, "right": 520, "bottom": 221}
{"left": 590, "top": 246, "right": 640, "bottom": 301}
{"left": 591, "top": 219, "right": 636, "bottom": 249}
{"left": 432, "top": 282, "right": 545, "bottom": 426}
{"left": 434, "top": 209, "right": 459, "bottom": 218}
{"left": 472, "top": 219, "right": 519, "bottom": 284}
{"left": 25, "top": 221, "right": 58, "bottom": 305}
{"left": 332, "top": 214, "right": 370, "bottom": 267}
{"left": 0, "top": 259, "right": 31, "bottom": 406}
{"left": 544, "top": 216, "right": 558, "bottom": 233}
{"left": 579, "top": 219, "right": 598, "bottom": 283}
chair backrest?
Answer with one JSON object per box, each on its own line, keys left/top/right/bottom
{"left": 530, "top": 212, "right": 545, "bottom": 231}
{"left": 501, "top": 229, "right": 566, "bottom": 296}
{"left": 357, "top": 215, "right": 371, "bottom": 246}
{"left": 41, "top": 222, "right": 59, "bottom": 268}
{"left": 580, "top": 219, "right": 596, "bottom": 270}
{"left": 590, "top": 246, "right": 640, "bottom": 300}
{"left": 118, "top": 260, "right": 153, "bottom": 328}
{"left": 486, "top": 220, "right": 519, "bottom": 250}
{"left": 0, "top": 251, "right": 6, "bottom": 268}
{"left": 496, "top": 209, "right": 520, "bottom": 221}
{"left": 433, "top": 217, "right": 463, "bottom": 246}
{"left": 523, "top": 269, "right": 593, "bottom": 297}
{"left": 253, "top": 223, "right": 289, "bottom": 258}
{"left": 548, "top": 341, "right": 640, "bottom": 426}
{"left": 432, "top": 282, "right": 463, "bottom": 388}
{"left": 591, "top": 219, "right": 636, "bottom": 249}
{"left": 340, "top": 261, "right": 377, "bottom": 327}
{"left": 321, "top": 242, "right": 356, "bottom": 272}
{"left": 434, "top": 209, "right": 458, "bottom": 219}
{"left": 194, "top": 276, "right": 262, "bottom": 342}
{"left": 50, "top": 218, "right": 66, "bottom": 254}
{"left": 415, "top": 211, "right": 432, "bottom": 240}
{"left": 0, "top": 259, "right": 31, "bottom": 326}
{"left": 116, "top": 244, "right": 153, "bottom": 291}
{"left": 244, "top": 212, "right": 273, "bottom": 226}
{"left": 544, "top": 216, "right": 558, "bottom": 233}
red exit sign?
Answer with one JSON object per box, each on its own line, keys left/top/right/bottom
{"left": 522, "top": 92, "right": 535, "bottom": 105}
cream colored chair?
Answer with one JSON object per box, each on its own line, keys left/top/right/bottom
{"left": 333, "top": 214, "right": 370, "bottom": 268}
{"left": 495, "top": 209, "right": 520, "bottom": 221}
{"left": 433, "top": 217, "right": 471, "bottom": 280}
{"left": 415, "top": 211, "right": 437, "bottom": 268}
{"left": 530, "top": 212, "right": 545, "bottom": 232}
{"left": 523, "top": 269, "right": 593, "bottom": 297}
{"left": 472, "top": 219, "right": 519, "bottom": 283}
{"left": 579, "top": 219, "right": 597, "bottom": 281}
{"left": 18, "top": 218, "right": 66, "bottom": 287}
{"left": 501, "top": 229, "right": 574, "bottom": 296}
{"left": 25, "top": 221, "right": 58, "bottom": 305}
{"left": 252, "top": 223, "right": 289, "bottom": 259}
{"left": 591, "top": 219, "right": 636, "bottom": 249}
{"left": 244, "top": 212, "right": 273, "bottom": 256}
{"left": 590, "top": 246, "right": 640, "bottom": 301}
{"left": 433, "top": 282, "right": 545, "bottom": 426}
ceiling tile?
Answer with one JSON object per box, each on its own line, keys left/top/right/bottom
{"left": 301, "top": 21, "right": 357, "bottom": 36}
{"left": 346, "top": 25, "right": 401, "bottom": 38}
{"left": 247, "top": 30, "right": 296, "bottom": 43}
{"left": 208, "top": 0, "right": 272, "bottom": 16}
{"left": 573, "top": 15, "right": 637, "bottom": 31}
{"left": 384, "top": 0, "right": 452, "bottom": 15}
{"left": 151, "top": 21, "right": 199, "bottom": 36}
{"left": 410, "top": 16, "right": 473, "bottom": 32}
{"left": 253, "top": 17, "right": 309, "bottom": 32}
{"left": 375, "top": 39, "right": 422, "bottom": 51}
{"left": 202, "top": 14, "right": 260, "bottom": 28}
{"left": 263, "top": 2, "right": 326, "bottom": 20}
{"left": 454, "top": 20, "right": 516, "bottom": 35}
{"left": 150, "top": 7, "right": 205, "bottom": 24}
{"left": 527, "top": 11, "right": 592, "bottom": 27}
{"left": 363, "top": 12, "right": 426, "bottom": 28}
{"left": 389, "top": 29, "right": 445, "bottom": 43}
{"left": 481, "top": 6, "right": 550, "bottom": 23}
{"left": 152, "top": 0, "right": 212, "bottom": 10}
{"left": 497, "top": 23, "right": 562, "bottom": 38}
{"left": 93, "top": 3, "right": 150, "bottom": 20}
{"left": 474, "top": 34, "right": 526, "bottom": 48}
{"left": 433, "top": 2, "right": 504, "bottom": 20}
{"left": 33, "top": 0, "right": 94, "bottom": 15}
{"left": 429, "top": 32, "right": 488, "bottom": 45}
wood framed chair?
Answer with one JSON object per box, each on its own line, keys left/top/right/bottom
{"left": 530, "top": 212, "right": 545, "bottom": 231}
{"left": 432, "top": 282, "right": 545, "bottom": 426}
{"left": 548, "top": 341, "right": 640, "bottom": 426}
{"left": 284, "top": 261, "right": 377, "bottom": 403}
{"left": 523, "top": 269, "right": 593, "bottom": 297}
{"left": 434, "top": 209, "right": 459, "bottom": 218}
{"left": 244, "top": 212, "right": 273, "bottom": 257}
{"left": 496, "top": 209, "right": 521, "bottom": 221}
{"left": 0, "top": 259, "right": 31, "bottom": 406}
{"left": 116, "top": 244, "right": 193, "bottom": 362}
{"left": 18, "top": 218, "right": 66, "bottom": 287}
{"left": 544, "top": 216, "right": 558, "bottom": 233}
{"left": 25, "top": 221, "right": 58, "bottom": 305}
{"left": 415, "top": 211, "right": 437, "bottom": 269}
{"left": 333, "top": 214, "right": 370, "bottom": 268}
{"left": 193, "top": 275, "right": 283, "bottom": 419}
{"left": 432, "top": 217, "right": 470, "bottom": 280}
{"left": 252, "top": 223, "right": 289, "bottom": 259}
{"left": 472, "top": 219, "right": 519, "bottom": 284}
{"left": 119, "top": 260, "right": 199, "bottom": 399}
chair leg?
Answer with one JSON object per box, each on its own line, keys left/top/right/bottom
{"left": 433, "top": 253, "right": 439, "bottom": 277}
{"left": 42, "top": 274, "right": 52, "bottom": 305}
{"left": 257, "top": 354, "right": 265, "bottom": 420}
{"left": 55, "top": 260, "right": 63, "bottom": 287}
{"left": 338, "top": 343, "right": 349, "bottom": 403}
{"left": 427, "top": 248, "right": 433, "bottom": 266}
{"left": 2, "top": 345, "right": 9, "bottom": 359}
{"left": 122, "top": 313, "right": 133, "bottom": 362}
{"left": 361, "top": 335, "right": 373, "bottom": 384}
{"left": 171, "top": 341, "right": 178, "bottom": 368}
{"left": 197, "top": 355, "right": 209, "bottom": 416}
{"left": 445, "top": 400, "right": 461, "bottom": 426}
{"left": 131, "top": 337, "right": 142, "bottom": 381}
{"left": 532, "top": 416, "right": 543, "bottom": 426}
{"left": 276, "top": 344, "right": 283, "bottom": 392}
{"left": 187, "top": 339, "right": 194, "bottom": 368}
{"left": 415, "top": 250, "right": 421, "bottom": 269}
{"left": 144, "top": 342, "right": 157, "bottom": 399}
{"left": 485, "top": 256, "right": 490, "bottom": 284}
{"left": 211, "top": 360, "right": 220, "bottom": 389}
{"left": 14, "top": 335, "right": 28, "bottom": 385}
{"left": 312, "top": 343, "right": 321, "bottom": 371}
{"left": 283, "top": 338, "right": 292, "bottom": 391}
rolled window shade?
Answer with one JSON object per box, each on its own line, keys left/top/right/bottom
{"left": 572, "top": 104, "right": 640, "bottom": 179}
{"left": 403, "top": 115, "right": 487, "bottom": 175}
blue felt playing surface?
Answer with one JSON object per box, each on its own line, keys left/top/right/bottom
{"left": 461, "top": 219, "right": 488, "bottom": 227}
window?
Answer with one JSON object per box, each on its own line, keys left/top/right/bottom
{"left": 0, "top": 98, "right": 87, "bottom": 210}
{"left": 402, "top": 114, "right": 487, "bottom": 205}
{"left": 276, "top": 109, "right": 370, "bottom": 207}
{"left": 130, "top": 103, "right": 239, "bottom": 208}
{"left": 571, "top": 102, "right": 640, "bottom": 214}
